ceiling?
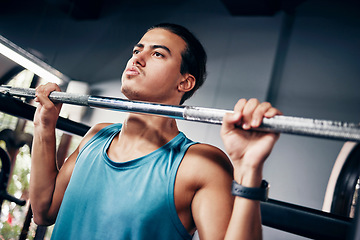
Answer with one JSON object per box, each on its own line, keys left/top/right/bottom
{"left": 0, "top": 0, "right": 308, "bottom": 86}
{"left": 1, "top": 0, "right": 306, "bottom": 20}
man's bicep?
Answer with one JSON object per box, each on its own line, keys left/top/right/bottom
{"left": 191, "top": 163, "right": 234, "bottom": 240}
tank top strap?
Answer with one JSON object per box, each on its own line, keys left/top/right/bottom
{"left": 78, "top": 123, "right": 122, "bottom": 159}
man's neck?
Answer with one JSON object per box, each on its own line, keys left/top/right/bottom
{"left": 120, "top": 112, "right": 179, "bottom": 145}
{"left": 104, "top": 113, "right": 180, "bottom": 163}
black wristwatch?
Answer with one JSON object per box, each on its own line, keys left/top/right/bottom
{"left": 231, "top": 180, "right": 269, "bottom": 202}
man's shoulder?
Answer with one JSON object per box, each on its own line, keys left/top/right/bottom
{"left": 85, "top": 122, "right": 115, "bottom": 138}
{"left": 186, "top": 143, "right": 226, "bottom": 157}
{"left": 186, "top": 143, "right": 228, "bottom": 160}
{"left": 183, "top": 143, "right": 233, "bottom": 180}
{"left": 79, "top": 122, "right": 115, "bottom": 149}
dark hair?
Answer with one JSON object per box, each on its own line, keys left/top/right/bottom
{"left": 149, "top": 23, "right": 207, "bottom": 105}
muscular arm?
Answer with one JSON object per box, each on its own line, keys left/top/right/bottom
{"left": 29, "top": 83, "right": 63, "bottom": 225}
{"left": 190, "top": 147, "right": 266, "bottom": 240}
{"left": 222, "top": 99, "right": 281, "bottom": 240}
{"left": 186, "top": 144, "right": 234, "bottom": 239}
{"left": 192, "top": 99, "right": 281, "bottom": 240}
{"left": 224, "top": 166, "right": 264, "bottom": 240}
{"left": 29, "top": 83, "right": 108, "bottom": 225}
{"left": 30, "top": 129, "right": 77, "bottom": 225}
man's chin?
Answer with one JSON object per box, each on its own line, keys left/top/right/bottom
{"left": 121, "top": 87, "right": 141, "bottom": 101}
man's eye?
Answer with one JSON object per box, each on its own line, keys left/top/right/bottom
{"left": 133, "top": 49, "right": 140, "bottom": 55}
{"left": 154, "top": 52, "right": 164, "bottom": 57}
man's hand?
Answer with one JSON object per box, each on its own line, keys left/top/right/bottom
{"left": 221, "top": 98, "right": 282, "bottom": 186}
{"left": 34, "top": 83, "right": 63, "bottom": 129}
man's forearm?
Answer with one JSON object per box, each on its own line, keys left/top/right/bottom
{"left": 30, "top": 127, "right": 58, "bottom": 224}
{"left": 225, "top": 167, "right": 263, "bottom": 240}
{"left": 225, "top": 197, "right": 262, "bottom": 240}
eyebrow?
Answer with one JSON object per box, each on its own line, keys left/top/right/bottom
{"left": 135, "top": 43, "right": 172, "bottom": 56}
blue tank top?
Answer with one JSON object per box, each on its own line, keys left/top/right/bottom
{"left": 51, "top": 123, "right": 196, "bottom": 240}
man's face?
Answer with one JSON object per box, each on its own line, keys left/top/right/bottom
{"left": 121, "top": 28, "right": 187, "bottom": 104}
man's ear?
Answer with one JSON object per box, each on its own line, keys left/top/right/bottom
{"left": 178, "top": 74, "right": 196, "bottom": 93}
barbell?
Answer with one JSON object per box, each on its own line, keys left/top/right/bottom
{"left": 0, "top": 85, "right": 359, "bottom": 142}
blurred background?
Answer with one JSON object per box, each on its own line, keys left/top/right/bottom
{"left": 0, "top": 0, "right": 359, "bottom": 239}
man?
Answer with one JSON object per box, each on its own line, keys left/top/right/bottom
{"left": 30, "top": 23, "right": 281, "bottom": 239}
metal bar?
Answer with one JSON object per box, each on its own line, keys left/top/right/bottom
{"left": 1, "top": 86, "right": 360, "bottom": 142}
{"left": 0, "top": 93, "right": 90, "bottom": 136}
{"left": 261, "top": 199, "right": 353, "bottom": 240}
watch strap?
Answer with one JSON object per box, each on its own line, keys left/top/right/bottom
{"left": 231, "top": 180, "right": 269, "bottom": 202}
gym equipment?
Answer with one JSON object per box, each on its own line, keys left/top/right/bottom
{"left": 0, "top": 147, "right": 26, "bottom": 211}
{"left": 1, "top": 85, "right": 359, "bottom": 142}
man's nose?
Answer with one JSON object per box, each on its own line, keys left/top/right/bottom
{"left": 132, "top": 53, "right": 146, "bottom": 67}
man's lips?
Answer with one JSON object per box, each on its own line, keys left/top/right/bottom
{"left": 125, "top": 66, "right": 140, "bottom": 76}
